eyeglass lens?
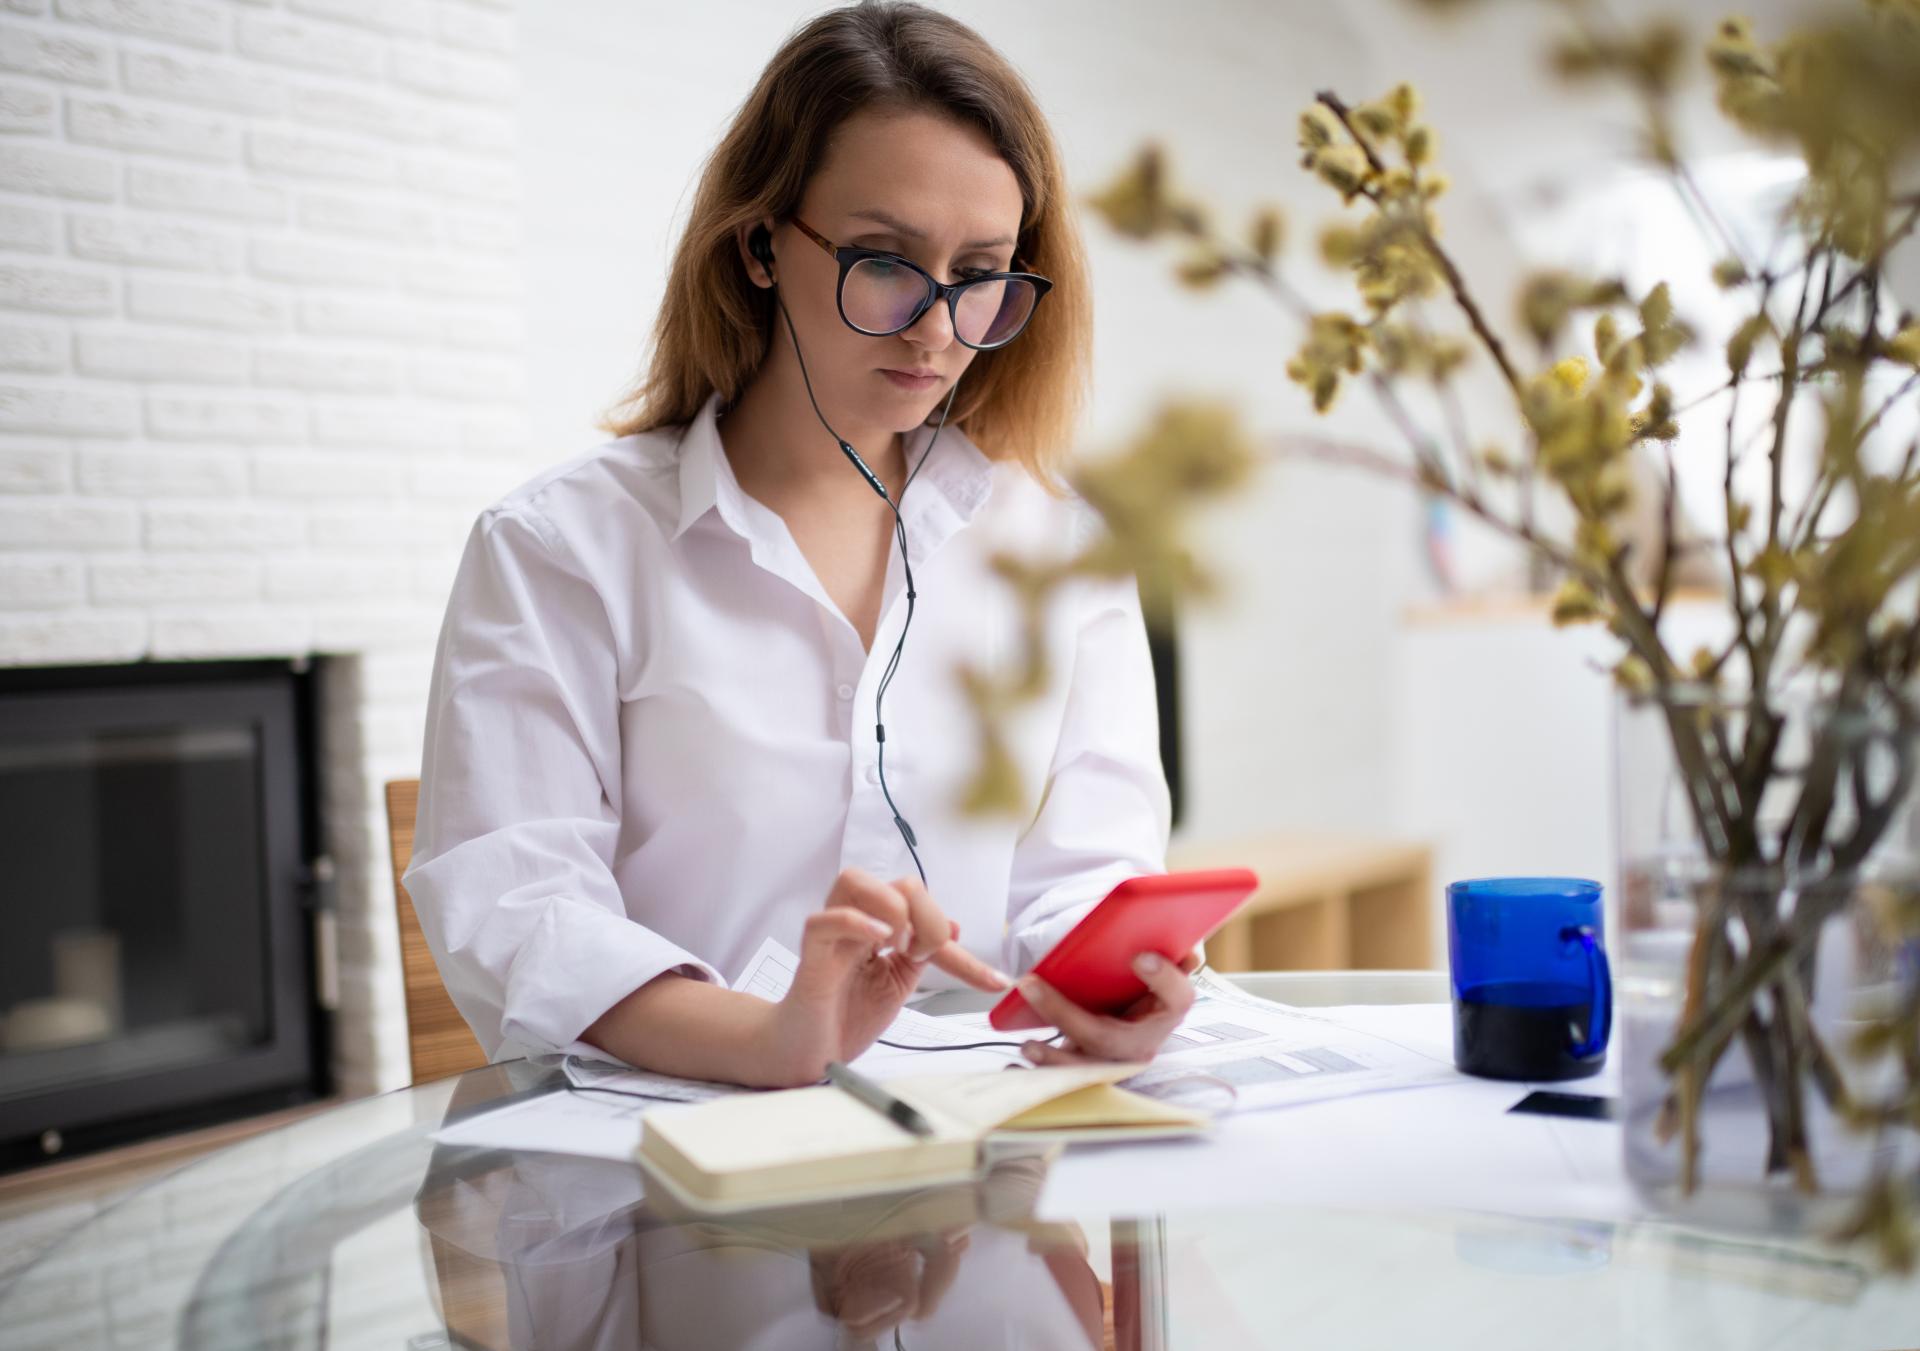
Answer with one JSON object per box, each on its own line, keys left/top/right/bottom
{"left": 843, "top": 256, "right": 1037, "bottom": 347}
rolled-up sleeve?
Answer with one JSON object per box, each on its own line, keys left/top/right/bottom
{"left": 1001, "top": 561, "right": 1175, "bottom": 975}
{"left": 403, "top": 505, "right": 723, "bottom": 1063}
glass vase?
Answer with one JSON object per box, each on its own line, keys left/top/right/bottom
{"left": 1613, "top": 681, "right": 1920, "bottom": 1231}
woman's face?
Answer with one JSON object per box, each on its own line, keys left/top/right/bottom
{"left": 743, "top": 107, "right": 1025, "bottom": 436}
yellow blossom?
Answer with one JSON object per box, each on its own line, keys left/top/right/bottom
{"left": 1286, "top": 312, "right": 1370, "bottom": 412}
{"left": 1248, "top": 205, "right": 1286, "bottom": 262}
{"left": 1551, "top": 356, "right": 1591, "bottom": 394}
{"left": 1613, "top": 655, "right": 1655, "bottom": 695}
{"left": 1174, "top": 250, "right": 1230, "bottom": 290}
{"left": 1312, "top": 143, "right": 1372, "bottom": 201}
{"left": 1551, "top": 577, "right": 1604, "bottom": 626}
{"left": 1298, "top": 105, "right": 1340, "bottom": 153}
{"left": 1727, "top": 313, "right": 1775, "bottom": 376}
{"left": 1888, "top": 324, "right": 1920, "bottom": 368}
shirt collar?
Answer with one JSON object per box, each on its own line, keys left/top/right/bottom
{"left": 671, "top": 388, "right": 996, "bottom": 545}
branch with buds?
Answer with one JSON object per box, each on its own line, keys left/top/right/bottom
{"left": 959, "top": 0, "right": 1920, "bottom": 1268}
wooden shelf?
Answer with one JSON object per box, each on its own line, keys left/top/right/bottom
{"left": 1402, "top": 584, "right": 1725, "bottom": 628}
{"left": 1169, "top": 831, "right": 1435, "bottom": 973}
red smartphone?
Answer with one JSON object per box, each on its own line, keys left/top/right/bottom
{"left": 989, "top": 867, "right": 1260, "bottom": 1031}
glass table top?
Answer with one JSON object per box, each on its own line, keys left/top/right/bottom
{"left": 1, "top": 1055, "right": 1916, "bottom": 1351}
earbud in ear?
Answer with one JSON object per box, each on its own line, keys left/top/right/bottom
{"left": 748, "top": 225, "right": 774, "bottom": 284}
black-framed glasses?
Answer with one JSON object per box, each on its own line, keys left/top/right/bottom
{"left": 789, "top": 214, "right": 1053, "bottom": 350}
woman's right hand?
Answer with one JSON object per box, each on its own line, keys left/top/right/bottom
{"left": 764, "top": 867, "right": 1010, "bottom": 1086}
{"left": 808, "top": 1227, "right": 972, "bottom": 1342}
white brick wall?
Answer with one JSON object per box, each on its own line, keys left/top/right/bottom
{"left": 0, "top": 0, "right": 534, "bottom": 1101}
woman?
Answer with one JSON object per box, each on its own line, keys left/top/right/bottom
{"left": 404, "top": 0, "right": 1198, "bottom": 1090}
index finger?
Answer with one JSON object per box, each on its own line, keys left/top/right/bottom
{"left": 929, "top": 939, "right": 1012, "bottom": 993}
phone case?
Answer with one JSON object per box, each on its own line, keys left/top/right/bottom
{"left": 990, "top": 867, "right": 1260, "bottom": 1031}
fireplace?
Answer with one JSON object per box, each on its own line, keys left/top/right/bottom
{"left": 0, "top": 660, "right": 331, "bottom": 1172}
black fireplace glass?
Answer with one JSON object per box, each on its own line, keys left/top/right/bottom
{"left": 0, "top": 721, "right": 273, "bottom": 1096}
{"left": 0, "top": 663, "right": 324, "bottom": 1169}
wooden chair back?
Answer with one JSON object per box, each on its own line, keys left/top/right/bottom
{"left": 383, "top": 778, "right": 489, "bottom": 1085}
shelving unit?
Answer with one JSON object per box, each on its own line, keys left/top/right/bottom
{"left": 1169, "top": 832, "right": 1435, "bottom": 973}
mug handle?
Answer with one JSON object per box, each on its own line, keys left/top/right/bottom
{"left": 1560, "top": 924, "right": 1612, "bottom": 1059}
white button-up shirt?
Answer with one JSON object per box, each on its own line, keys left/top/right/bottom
{"left": 404, "top": 388, "right": 1172, "bottom": 1064}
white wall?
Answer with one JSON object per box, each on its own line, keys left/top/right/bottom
{"left": 516, "top": 1, "right": 1531, "bottom": 855}
{"left": 1392, "top": 597, "right": 1737, "bottom": 963}
{"left": 0, "top": 0, "right": 535, "bottom": 1096}
{"left": 1, "top": 0, "right": 1774, "bottom": 1103}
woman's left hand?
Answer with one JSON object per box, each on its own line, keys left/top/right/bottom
{"left": 1015, "top": 948, "right": 1202, "bottom": 1066}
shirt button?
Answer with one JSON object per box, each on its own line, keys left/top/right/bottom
{"left": 836, "top": 683, "right": 854, "bottom": 700}
{"left": 865, "top": 763, "right": 881, "bottom": 785}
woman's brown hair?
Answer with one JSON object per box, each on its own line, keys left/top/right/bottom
{"left": 596, "top": 0, "right": 1091, "bottom": 496}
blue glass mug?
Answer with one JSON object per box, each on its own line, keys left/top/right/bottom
{"left": 1446, "top": 877, "right": 1611, "bottom": 1081}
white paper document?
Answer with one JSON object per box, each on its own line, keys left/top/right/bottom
{"left": 730, "top": 932, "right": 798, "bottom": 1002}
{"left": 561, "top": 1053, "right": 743, "bottom": 1104}
{"left": 922, "top": 967, "right": 1456, "bottom": 1117}
{"left": 435, "top": 939, "right": 1461, "bottom": 1167}
{"left": 432, "top": 1082, "right": 657, "bottom": 1161}
{"left": 1111, "top": 967, "right": 1458, "bottom": 1113}
{"left": 716, "top": 937, "right": 1449, "bottom": 1101}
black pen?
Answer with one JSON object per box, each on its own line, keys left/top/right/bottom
{"left": 825, "top": 1059, "right": 935, "bottom": 1137}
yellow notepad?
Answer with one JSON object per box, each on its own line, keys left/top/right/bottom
{"left": 634, "top": 1062, "right": 1211, "bottom": 1213}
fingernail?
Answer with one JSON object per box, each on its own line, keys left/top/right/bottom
{"left": 1017, "top": 976, "right": 1039, "bottom": 998}
{"left": 859, "top": 1292, "right": 907, "bottom": 1320}
{"left": 1021, "top": 1041, "right": 1041, "bottom": 1059}
{"left": 989, "top": 967, "right": 1014, "bottom": 988}
{"left": 865, "top": 916, "right": 892, "bottom": 939}
{"left": 1134, "top": 952, "right": 1164, "bottom": 974}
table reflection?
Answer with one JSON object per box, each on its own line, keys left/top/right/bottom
{"left": 410, "top": 1065, "right": 1122, "bottom": 1350}
{"left": 8, "top": 1056, "right": 1907, "bottom": 1351}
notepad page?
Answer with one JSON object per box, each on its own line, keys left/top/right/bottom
{"left": 994, "top": 1081, "right": 1210, "bottom": 1132}
{"left": 644, "top": 1063, "right": 1153, "bottom": 1177}
{"left": 883, "top": 1062, "right": 1155, "bottom": 1135}
{"left": 640, "top": 1084, "right": 984, "bottom": 1205}
{"left": 645, "top": 1083, "right": 975, "bottom": 1177}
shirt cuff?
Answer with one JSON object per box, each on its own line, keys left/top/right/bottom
{"left": 498, "top": 895, "right": 726, "bottom": 1064}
